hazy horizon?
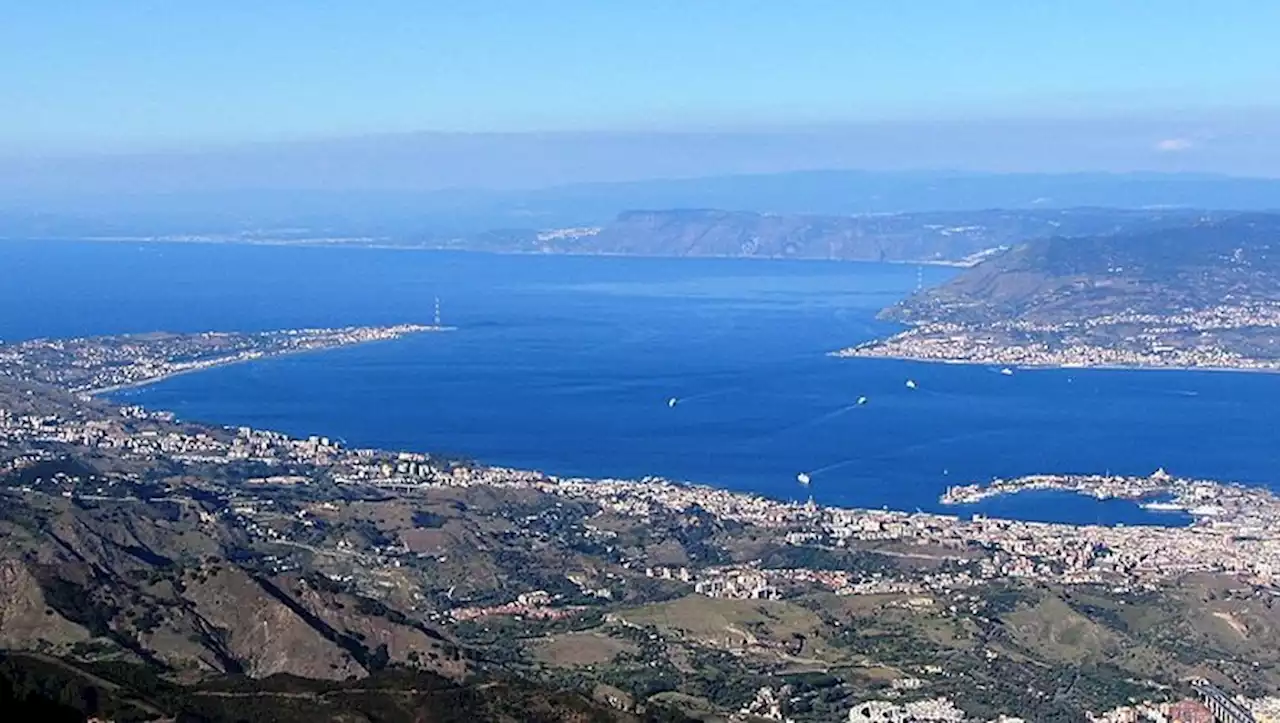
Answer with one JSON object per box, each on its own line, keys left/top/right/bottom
{"left": 4, "top": 115, "right": 1280, "bottom": 201}
{"left": 5, "top": 2, "right": 1280, "bottom": 196}
{"left": 5, "top": 4, "right": 1280, "bottom": 230}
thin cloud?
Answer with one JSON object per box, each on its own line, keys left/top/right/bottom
{"left": 1155, "top": 138, "right": 1195, "bottom": 152}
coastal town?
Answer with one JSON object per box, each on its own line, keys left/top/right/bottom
{"left": 13, "top": 394, "right": 1280, "bottom": 594}
{"left": 3, "top": 328, "right": 1280, "bottom": 721}
{"left": 0, "top": 323, "right": 442, "bottom": 393}
{"left": 835, "top": 304, "right": 1280, "bottom": 371}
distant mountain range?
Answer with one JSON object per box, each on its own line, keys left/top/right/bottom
{"left": 3, "top": 170, "right": 1279, "bottom": 239}
{"left": 443, "top": 207, "right": 1243, "bottom": 265}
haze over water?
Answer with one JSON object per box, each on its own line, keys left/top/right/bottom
{"left": 5, "top": 240, "right": 1277, "bottom": 525}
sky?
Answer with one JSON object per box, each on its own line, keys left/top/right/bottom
{"left": 2, "top": 1, "right": 1280, "bottom": 183}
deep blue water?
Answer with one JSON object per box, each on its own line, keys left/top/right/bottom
{"left": 5, "top": 239, "right": 1278, "bottom": 526}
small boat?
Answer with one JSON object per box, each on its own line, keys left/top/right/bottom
{"left": 857, "top": 396, "right": 868, "bottom": 405}
{"left": 797, "top": 472, "right": 811, "bottom": 486}
{"left": 905, "top": 379, "right": 917, "bottom": 389}
{"left": 1000, "top": 367, "right": 1014, "bottom": 376}
{"left": 667, "top": 397, "right": 678, "bottom": 408}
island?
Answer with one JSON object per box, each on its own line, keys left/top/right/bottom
{"left": 2, "top": 328, "right": 1279, "bottom": 722}
{"left": 835, "top": 214, "right": 1280, "bottom": 371}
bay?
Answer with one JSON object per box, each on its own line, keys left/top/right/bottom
{"left": 4, "top": 239, "right": 1277, "bottom": 525}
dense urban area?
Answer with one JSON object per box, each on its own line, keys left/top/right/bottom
{"left": 837, "top": 217, "right": 1280, "bottom": 373}
{"left": 836, "top": 305, "right": 1280, "bottom": 371}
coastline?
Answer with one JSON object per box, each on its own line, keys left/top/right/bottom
{"left": 31, "top": 235, "right": 981, "bottom": 268}
{"left": 829, "top": 349, "right": 1280, "bottom": 375}
{"left": 933, "top": 471, "right": 1260, "bottom": 529}
{"left": 942, "top": 489, "right": 1194, "bottom": 520}
{"left": 85, "top": 326, "right": 454, "bottom": 397}
{"left": 85, "top": 356, "right": 252, "bottom": 396}
{"left": 16, "top": 324, "right": 1276, "bottom": 541}
{"left": 77, "top": 326, "right": 1271, "bottom": 525}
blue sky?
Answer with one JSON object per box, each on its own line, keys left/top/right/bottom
{"left": 3, "top": 1, "right": 1279, "bottom": 153}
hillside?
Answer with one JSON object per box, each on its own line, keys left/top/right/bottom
{"left": 448, "top": 207, "right": 1218, "bottom": 264}
{"left": 0, "top": 651, "right": 671, "bottom": 723}
{"left": 840, "top": 214, "right": 1280, "bottom": 368}
{"left": 885, "top": 213, "right": 1280, "bottom": 323}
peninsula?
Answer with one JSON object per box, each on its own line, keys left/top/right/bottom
{"left": 0, "top": 323, "right": 442, "bottom": 394}
{"left": 835, "top": 214, "right": 1280, "bottom": 371}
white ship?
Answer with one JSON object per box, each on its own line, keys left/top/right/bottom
{"left": 1139, "top": 501, "right": 1185, "bottom": 511}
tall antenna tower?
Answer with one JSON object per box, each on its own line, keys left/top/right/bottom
{"left": 433, "top": 296, "right": 442, "bottom": 327}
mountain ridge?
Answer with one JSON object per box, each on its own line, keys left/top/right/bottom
{"left": 441, "top": 206, "right": 1230, "bottom": 265}
{"left": 883, "top": 212, "right": 1280, "bottom": 323}
{"left": 840, "top": 213, "right": 1280, "bottom": 369}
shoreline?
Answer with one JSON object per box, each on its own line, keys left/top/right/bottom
{"left": 18, "top": 316, "right": 1266, "bottom": 531}
{"left": 829, "top": 349, "right": 1280, "bottom": 375}
{"left": 74, "top": 327, "right": 1268, "bottom": 526}
{"left": 23, "top": 235, "right": 981, "bottom": 268}
{"left": 85, "top": 326, "right": 454, "bottom": 397}
{"left": 932, "top": 472, "right": 1263, "bottom": 529}
{"left": 33, "top": 333, "right": 1266, "bottom": 533}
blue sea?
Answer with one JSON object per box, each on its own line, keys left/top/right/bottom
{"left": 5, "top": 239, "right": 1279, "bottom": 526}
